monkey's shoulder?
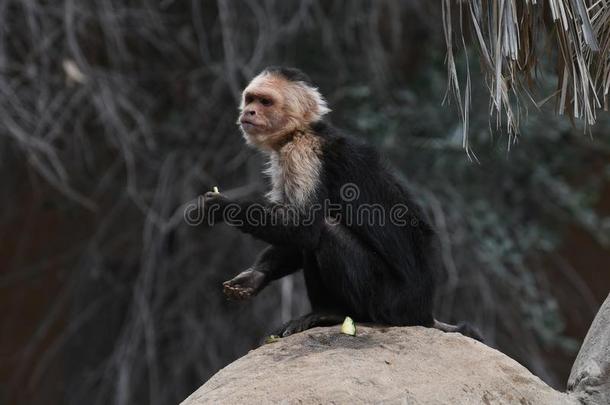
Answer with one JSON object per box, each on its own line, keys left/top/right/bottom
{"left": 309, "top": 121, "right": 379, "bottom": 166}
{"left": 310, "top": 122, "right": 402, "bottom": 194}
{"left": 309, "top": 121, "right": 434, "bottom": 234}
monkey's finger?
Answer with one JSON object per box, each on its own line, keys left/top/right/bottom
{"left": 223, "top": 287, "right": 240, "bottom": 296}
{"left": 223, "top": 285, "right": 253, "bottom": 300}
{"left": 224, "top": 279, "right": 246, "bottom": 288}
{"left": 232, "top": 288, "right": 254, "bottom": 300}
{"left": 223, "top": 285, "right": 238, "bottom": 293}
{"left": 236, "top": 288, "right": 252, "bottom": 297}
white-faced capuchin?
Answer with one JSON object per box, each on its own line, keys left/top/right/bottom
{"left": 204, "top": 66, "right": 481, "bottom": 340}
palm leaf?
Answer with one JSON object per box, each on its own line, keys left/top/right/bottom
{"left": 444, "top": 0, "right": 610, "bottom": 148}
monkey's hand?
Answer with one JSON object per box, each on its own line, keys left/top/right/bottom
{"left": 203, "top": 191, "right": 231, "bottom": 224}
{"left": 223, "top": 269, "right": 267, "bottom": 300}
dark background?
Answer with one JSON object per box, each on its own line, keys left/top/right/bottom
{"left": 1, "top": 1, "right": 609, "bottom": 404}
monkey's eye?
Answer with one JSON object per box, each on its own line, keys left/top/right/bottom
{"left": 245, "top": 95, "right": 254, "bottom": 104}
{"left": 260, "top": 98, "right": 273, "bottom": 107}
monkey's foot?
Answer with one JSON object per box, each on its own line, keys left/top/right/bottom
{"left": 273, "top": 313, "right": 345, "bottom": 338}
{"left": 223, "top": 269, "right": 266, "bottom": 301}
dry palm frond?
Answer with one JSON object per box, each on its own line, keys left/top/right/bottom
{"left": 444, "top": 0, "right": 610, "bottom": 148}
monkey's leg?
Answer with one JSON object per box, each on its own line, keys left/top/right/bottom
{"left": 313, "top": 221, "right": 435, "bottom": 326}
{"left": 269, "top": 254, "right": 348, "bottom": 337}
{"left": 271, "top": 221, "right": 379, "bottom": 338}
{"left": 223, "top": 245, "right": 302, "bottom": 301}
{"left": 312, "top": 221, "right": 380, "bottom": 319}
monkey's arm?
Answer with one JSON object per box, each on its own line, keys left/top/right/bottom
{"left": 223, "top": 245, "right": 302, "bottom": 300}
{"left": 253, "top": 244, "right": 303, "bottom": 281}
{"left": 204, "top": 192, "right": 323, "bottom": 249}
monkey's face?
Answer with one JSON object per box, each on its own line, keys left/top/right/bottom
{"left": 238, "top": 71, "right": 330, "bottom": 151}
{"left": 238, "top": 75, "right": 291, "bottom": 149}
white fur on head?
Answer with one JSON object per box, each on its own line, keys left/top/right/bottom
{"left": 296, "top": 80, "right": 331, "bottom": 120}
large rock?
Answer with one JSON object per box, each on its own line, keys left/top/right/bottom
{"left": 568, "top": 293, "right": 610, "bottom": 405}
{"left": 181, "top": 325, "right": 577, "bottom": 404}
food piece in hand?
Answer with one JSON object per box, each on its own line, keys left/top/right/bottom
{"left": 340, "top": 316, "right": 356, "bottom": 336}
{"left": 213, "top": 186, "right": 220, "bottom": 194}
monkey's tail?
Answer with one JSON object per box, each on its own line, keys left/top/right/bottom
{"left": 433, "top": 319, "right": 484, "bottom": 342}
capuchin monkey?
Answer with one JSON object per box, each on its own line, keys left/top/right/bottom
{"left": 204, "top": 66, "right": 481, "bottom": 340}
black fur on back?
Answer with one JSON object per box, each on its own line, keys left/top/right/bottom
{"left": 307, "top": 120, "right": 437, "bottom": 326}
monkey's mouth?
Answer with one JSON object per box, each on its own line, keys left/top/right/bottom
{"left": 239, "top": 119, "right": 262, "bottom": 131}
{"left": 240, "top": 118, "right": 257, "bottom": 125}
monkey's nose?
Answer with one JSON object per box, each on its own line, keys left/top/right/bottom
{"left": 246, "top": 110, "right": 256, "bottom": 116}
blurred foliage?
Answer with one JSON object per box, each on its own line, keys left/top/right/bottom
{"left": 0, "top": 1, "right": 609, "bottom": 405}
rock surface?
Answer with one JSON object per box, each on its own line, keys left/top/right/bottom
{"left": 181, "top": 325, "right": 577, "bottom": 405}
{"left": 568, "top": 293, "right": 610, "bottom": 405}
